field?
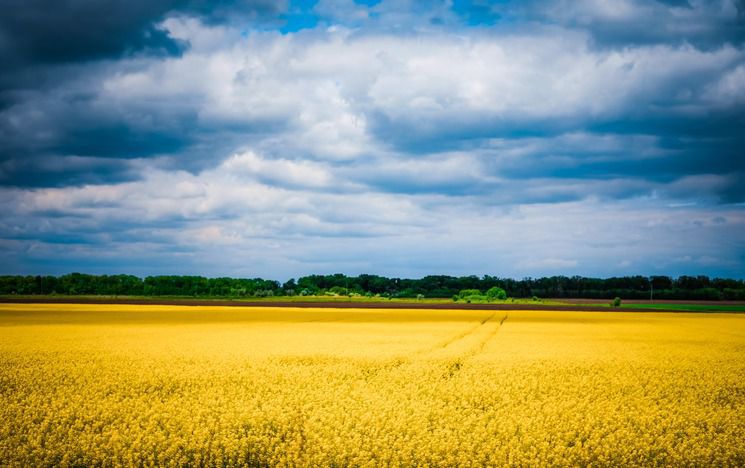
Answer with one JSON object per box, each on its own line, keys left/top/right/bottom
{"left": 5, "top": 295, "right": 745, "bottom": 313}
{"left": 1, "top": 304, "right": 744, "bottom": 466}
{"left": 619, "top": 303, "right": 745, "bottom": 312}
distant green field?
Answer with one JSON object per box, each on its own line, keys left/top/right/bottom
{"left": 0, "top": 294, "right": 453, "bottom": 304}
{"left": 0, "top": 294, "right": 558, "bottom": 306}
{"left": 2, "top": 295, "right": 743, "bottom": 312}
{"left": 620, "top": 303, "right": 745, "bottom": 312}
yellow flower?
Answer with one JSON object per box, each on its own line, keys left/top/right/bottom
{"left": 0, "top": 304, "right": 743, "bottom": 466}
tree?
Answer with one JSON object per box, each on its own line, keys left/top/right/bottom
{"left": 486, "top": 286, "right": 507, "bottom": 301}
{"left": 458, "top": 289, "right": 481, "bottom": 299}
{"left": 282, "top": 279, "right": 297, "bottom": 296}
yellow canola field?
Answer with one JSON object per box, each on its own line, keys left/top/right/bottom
{"left": 1, "top": 304, "right": 744, "bottom": 466}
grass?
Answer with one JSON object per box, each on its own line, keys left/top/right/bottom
{"left": 1, "top": 303, "right": 744, "bottom": 465}
{"left": 620, "top": 303, "right": 745, "bottom": 312}
{"left": 0, "top": 294, "right": 562, "bottom": 305}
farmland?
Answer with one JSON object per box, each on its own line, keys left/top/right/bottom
{"left": 1, "top": 304, "right": 744, "bottom": 466}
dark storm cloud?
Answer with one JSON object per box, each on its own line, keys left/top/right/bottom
{"left": 0, "top": 80, "right": 198, "bottom": 187}
{"left": 0, "top": 0, "right": 292, "bottom": 188}
{"left": 367, "top": 111, "right": 570, "bottom": 155}
{"left": 0, "top": 0, "right": 286, "bottom": 67}
{"left": 502, "top": 0, "right": 745, "bottom": 49}
{"left": 55, "top": 125, "right": 187, "bottom": 159}
{"left": 366, "top": 105, "right": 745, "bottom": 202}
{"left": 0, "top": 0, "right": 181, "bottom": 68}
{"left": 0, "top": 155, "right": 140, "bottom": 188}
{"left": 0, "top": 0, "right": 284, "bottom": 111}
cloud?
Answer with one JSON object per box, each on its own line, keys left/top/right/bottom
{"left": 0, "top": 155, "right": 143, "bottom": 188}
{"left": 1, "top": 1, "right": 744, "bottom": 277}
{"left": 221, "top": 151, "right": 339, "bottom": 190}
{"left": 0, "top": 0, "right": 182, "bottom": 68}
{"left": 3, "top": 168, "right": 744, "bottom": 278}
{"left": 510, "top": 0, "right": 745, "bottom": 49}
{"left": 517, "top": 258, "right": 580, "bottom": 271}
{"left": 0, "top": 0, "right": 288, "bottom": 68}
{"left": 7, "top": 19, "right": 742, "bottom": 188}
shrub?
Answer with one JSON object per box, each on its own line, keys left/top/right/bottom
{"left": 486, "top": 287, "right": 507, "bottom": 301}
{"left": 612, "top": 297, "right": 622, "bottom": 307}
{"left": 458, "top": 289, "right": 482, "bottom": 299}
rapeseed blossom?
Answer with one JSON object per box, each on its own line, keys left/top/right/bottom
{"left": 0, "top": 304, "right": 743, "bottom": 465}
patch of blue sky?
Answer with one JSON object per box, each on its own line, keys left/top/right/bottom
{"left": 450, "top": 0, "right": 503, "bottom": 26}
{"left": 280, "top": 0, "right": 320, "bottom": 33}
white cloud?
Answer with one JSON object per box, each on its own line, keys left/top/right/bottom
{"left": 704, "top": 64, "right": 745, "bottom": 105}
{"left": 221, "top": 151, "right": 337, "bottom": 189}
{"left": 2, "top": 11, "right": 744, "bottom": 278}
{"left": 4, "top": 162, "right": 745, "bottom": 278}
{"left": 91, "top": 18, "right": 744, "bottom": 162}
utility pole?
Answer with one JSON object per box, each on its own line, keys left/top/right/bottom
{"left": 650, "top": 278, "right": 654, "bottom": 302}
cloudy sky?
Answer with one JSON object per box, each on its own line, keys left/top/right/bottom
{"left": 1, "top": 0, "right": 744, "bottom": 280}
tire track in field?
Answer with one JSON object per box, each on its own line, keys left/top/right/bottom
{"left": 435, "top": 311, "right": 508, "bottom": 358}
{"left": 473, "top": 312, "right": 508, "bottom": 355}
{"left": 441, "top": 312, "right": 508, "bottom": 380}
{"left": 359, "top": 311, "right": 497, "bottom": 380}
{"left": 408, "top": 311, "right": 504, "bottom": 360}
{"left": 430, "top": 312, "right": 497, "bottom": 351}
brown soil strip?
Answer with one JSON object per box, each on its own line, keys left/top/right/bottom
{"left": 553, "top": 298, "right": 745, "bottom": 305}
{"left": 0, "top": 297, "right": 739, "bottom": 312}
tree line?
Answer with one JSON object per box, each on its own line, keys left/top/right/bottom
{"left": 1, "top": 273, "right": 744, "bottom": 300}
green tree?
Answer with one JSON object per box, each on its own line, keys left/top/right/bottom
{"left": 486, "top": 287, "right": 507, "bottom": 301}
{"left": 458, "top": 289, "right": 481, "bottom": 299}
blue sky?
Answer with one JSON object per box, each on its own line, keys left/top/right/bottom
{"left": 1, "top": 0, "right": 744, "bottom": 279}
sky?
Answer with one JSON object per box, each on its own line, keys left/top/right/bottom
{"left": 1, "top": 0, "right": 744, "bottom": 280}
